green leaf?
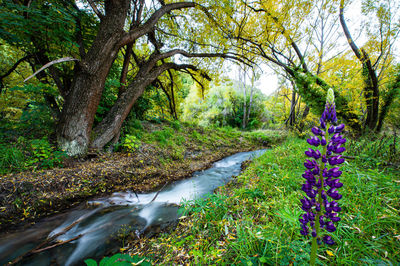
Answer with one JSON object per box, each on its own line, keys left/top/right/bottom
{"left": 84, "top": 259, "right": 98, "bottom": 266}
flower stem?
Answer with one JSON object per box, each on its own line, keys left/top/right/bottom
{"left": 310, "top": 128, "right": 328, "bottom": 266}
{"left": 310, "top": 236, "right": 317, "bottom": 265}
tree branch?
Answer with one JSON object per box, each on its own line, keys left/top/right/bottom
{"left": 339, "top": 0, "right": 362, "bottom": 60}
{"left": 0, "top": 54, "right": 32, "bottom": 93}
{"left": 87, "top": 0, "right": 104, "bottom": 20}
{"left": 151, "top": 49, "right": 251, "bottom": 67}
{"left": 71, "top": 1, "right": 86, "bottom": 58}
{"left": 119, "top": 2, "right": 196, "bottom": 46}
{"left": 24, "top": 57, "right": 78, "bottom": 82}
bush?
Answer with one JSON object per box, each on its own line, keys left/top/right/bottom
{"left": 347, "top": 133, "right": 400, "bottom": 168}
{"left": 151, "top": 127, "right": 174, "bottom": 146}
{"left": 0, "top": 144, "right": 24, "bottom": 174}
{"left": 27, "top": 138, "right": 67, "bottom": 169}
{"left": 119, "top": 134, "right": 140, "bottom": 152}
{"left": 170, "top": 120, "right": 181, "bottom": 131}
{"left": 85, "top": 253, "right": 151, "bottom": 266}
{"left": 0, "top": 137, "right": 67, "bottom": 174}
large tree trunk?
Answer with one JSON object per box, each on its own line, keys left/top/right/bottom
{"left": 340, "top": 0, "right": 379, "bottom": 132}
{"left": 362, "top": 60, "right": 380, "bottom": 131}
{"left": 57, "top": 1, "right": 130, "bottom": 156}
{"left": 90, "top": 75, "right": 149, "bottom": 150}
{"left": 90, "top": 63, "right": 175, "bottom": 149}
{"left": 376, "top": 73, "right": 400, "bottom": 132}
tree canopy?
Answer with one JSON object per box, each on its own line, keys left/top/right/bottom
{"left": 1, "top": 0, "right": 399, "bottom": 156}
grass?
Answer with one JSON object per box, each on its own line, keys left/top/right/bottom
{"left": 130, "top": 137, "right": 400, "bottom": 265}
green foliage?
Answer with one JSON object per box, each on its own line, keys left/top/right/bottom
{"left": 95, "top": 79, "right": 120, "bottom": 124}
{"left": 119, "top": 135, "right": 140, "bottom": 152}
{"left": 142, "top": 137, "right": 400, "bottom": 264}
{"left": 244, "top": 130, "right": 288, "bottom": 145}
{"left": 190, "top": 130, "right": 201, "bottom": 141}
{"left": 182, "top": 83, "right": 267, "bottom": 129}
{"left": 1, "top": 84, "right": 57, "bottom": 138}
{"left": 130, "top": 93, "right": 153, "bottom": 121}
{"left": 28, "top": 138, "right": 66, "bottom": 169}
{"left": 0, "top": 1, "right": 77, "bottom": 48}
{"left": 0, "top": 136, "right": 66, "bottom": 174}
{"left": 22, "top": 137, "right": 66, "bottom": 169}
{"left": 150, "top": 127, "right": 174, "bottom": 146}
{"left": 170, "top": 120, "right": 181, "bottom": 131}
{"left": 0, "top": 144, "right": 24, "bottom": 174}
{"left": 347, "top": 133, "right": 400, "bottom": 168}
{"left": 84, "top": 253, "right": 151, "bottom": 266}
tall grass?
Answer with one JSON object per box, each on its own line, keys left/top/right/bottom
{"left": 135, "top": 137, "right": 400, "bottom": 265}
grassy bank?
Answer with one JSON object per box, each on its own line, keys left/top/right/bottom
{"left": 129, "top": 137, "right": 400, "bottom": 265}
{"left": 0, "top": 121, "right": 286, "bottom": 231}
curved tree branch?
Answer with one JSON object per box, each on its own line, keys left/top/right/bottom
{"left": 339, "top": 0, "right": 362, "bottom": 60}
{"left": 24, "top": 57, "right": 78, "bottom": 82}
{"left": 150, "top": 49, "right": 252, "bottom": 67}
{"left": 119, "top": 2, "right": 196, "bottom": 46}
{"left": 87, "top": 0, "right": 104, "bottom": 20}
{"left": 0, "top": 54, "right": 32, "bottom": 93}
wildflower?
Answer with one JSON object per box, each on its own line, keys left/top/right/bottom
{"left": 299, "top": 89, "right": 346, "bottom": 264}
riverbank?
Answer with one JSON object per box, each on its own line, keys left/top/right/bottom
{"left": 127, "top": 137, "right": 400, "bottom": 265}
{"left": 0, "top": 122, "right": 286, "bottom": 232}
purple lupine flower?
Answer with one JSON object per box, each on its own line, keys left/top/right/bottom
{"left": 300, "top": 88, "right": 346, "bottom": 246}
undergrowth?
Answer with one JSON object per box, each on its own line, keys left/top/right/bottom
{"left": 131, "top": 137, "right": 400, "bottom": 265}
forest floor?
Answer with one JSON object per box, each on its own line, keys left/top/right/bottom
{"left": 0, "top": 122, "right": 286, "bottom": 232}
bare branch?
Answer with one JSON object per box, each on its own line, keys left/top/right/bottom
{"left": 87, "top": 0, "right": 104, "bottom": 19}
{"left": 339, "top": 0, "right": 362, "bottom": 60}
{"left": 24, "top": 57, "right": 78, "bottom": 82}
{"left": 120, "top": 2, "right": 196, "bottom": 46}
{"left": 32, "top": 234, "right": 83, "bottom": 254}
{"left": 152, "top": 48, "right": 252, "bottom": 71}
{"left": 0, "top": 54, "right": 32, "bottom": 80}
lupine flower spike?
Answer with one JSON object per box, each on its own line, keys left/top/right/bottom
{"left": 300, "top": 88, "right": 346, "bottom": 265}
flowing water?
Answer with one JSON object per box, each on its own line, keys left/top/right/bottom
{"left": 0, "top": 150, "right": 265, "bottom": 265}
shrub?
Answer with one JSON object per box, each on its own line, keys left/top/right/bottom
{"left": 0, "top": 144, "right": 24, "bottom": 174}
{"left": 85, "top": 253, "right": 151, "bottom": 266}
{"left": 119, "top": 135, "right": 140, "bottom": 152}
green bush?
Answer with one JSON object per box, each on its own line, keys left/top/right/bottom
{"left": 170, "top": 120, "right": 181, "bottom": 131}
{"left": 190, "top": 130, "right": 201, "bottom": 141}
{"left": 0, "top": 144, "right": 24, "bottom": 174}
{"left": 0, "top": 137, "right": 67, "bottom": 174}
{"left": 85, "top": 253, "right": 151, "bottom": 266}
{"left": 28, "top": 138, "right": 67, "bottom": 169}
{"left": 151, "top": 127, "right": 174, "bottom": 146}
{"left": 119, "top": 134, "right": 140, "bottom": 152}
{"left": 347, "top": 133, "right": 400, "bottom": 168}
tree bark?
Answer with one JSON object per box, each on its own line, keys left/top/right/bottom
{"left": 246, "top": 73, "right": 254, "bottom": 127}
{"left": 240, "top": 66, "right": 247, "bottom": 129}
{"left": 90, "top": 62, "right": 193, "bottom": 149}
{"left": 376, "top": 73, "right": 400, "bottom": 131}
{"left": 339, "top": 0, "right": 379, "bottom": 132}
{"left": 288, "top": 88, "right": 296, "bottom": 127}
{"left": 57, "top": 0, "right": 131, "bottom": 156}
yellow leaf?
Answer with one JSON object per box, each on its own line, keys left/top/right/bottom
{"left": 326, "top": 250, "right": 334, "bottom": 257}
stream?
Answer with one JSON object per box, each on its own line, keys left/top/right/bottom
{"left": 0, "top": 150, "right": 265, "bottom": 265}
